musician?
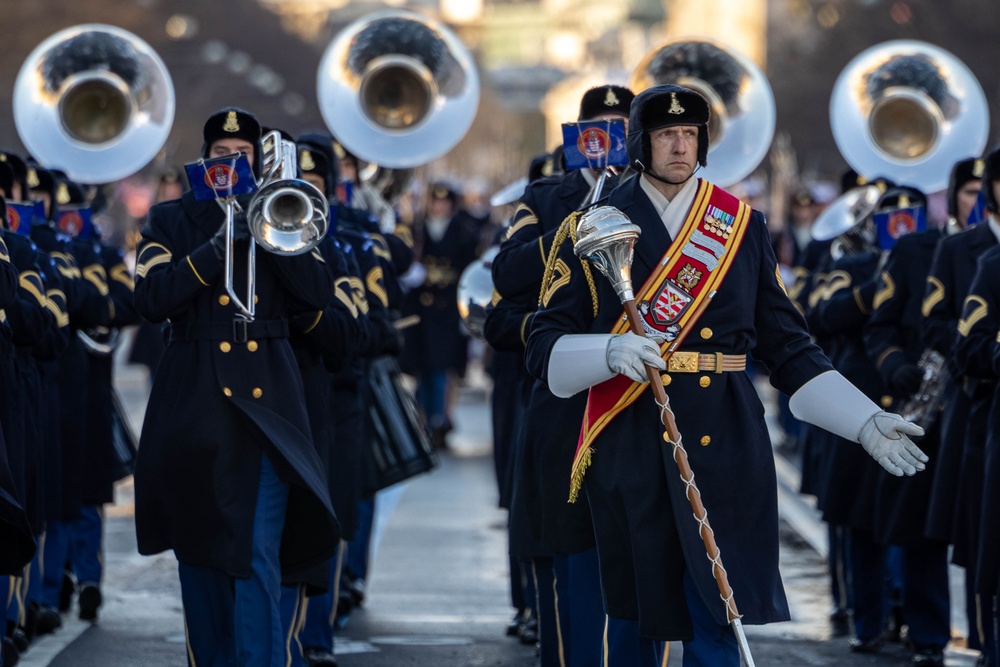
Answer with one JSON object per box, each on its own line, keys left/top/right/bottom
{"left": 27, "top": 168, "right": 114, "bottom": 635}
{"left": 133, "top": 107, "right": 338, "bottom": 666}
{"left": 401, "top": 183, "right": 479, "bottom": 449}
{"left": 526, "top": 84, "right": 927, "bottom": 664}
{"left": 921, "top": 157, "right": 993, "bottom": 659}
{"left": 951, "top": 148, "right": 1000, "bottom": 667}
{"left": 487, "top": 84, "right": 634, "bottom": 666}
{"left": 863, "top": 186, "right": 951, "bottom": 665}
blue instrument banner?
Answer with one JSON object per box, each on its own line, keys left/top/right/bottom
{"left": 56, "top": 205, "right": 94, "bottom": 239}
{"left": 6, "top": 202, "right": 35, "bottom": 236}
{"left": 185, "top": 153, "right": 258, "bottom": 201}
{"left": 966, "top": 190, "right": 987, "bottom": 226}
{"left": 561, "top": 119, "right": 627, "bottom": 171}
{"left": 874, "top": 205, "right": 926, "bottom": 251}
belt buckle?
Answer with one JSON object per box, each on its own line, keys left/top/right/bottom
{"left": 668, "top": 351, "right": 699, "bottom": 373}
{"left": 233, "top": 318, "right": 249, "bottom": 343}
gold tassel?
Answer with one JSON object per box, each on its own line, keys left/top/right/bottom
{"left": 568, "top": 447, "right": 594, "bottom": 503}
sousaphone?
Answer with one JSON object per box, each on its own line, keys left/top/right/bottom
{"left": 830, "top": 40, "right": 988, "bottom": 193}
{"left": 13, "top": 24, "right": 175, "bottom": 183}
{"left": 316, "top": 10, "right": 480, "bottom": 169}
{"left": 631, "top": 39, "right": 776, "bottom": 187}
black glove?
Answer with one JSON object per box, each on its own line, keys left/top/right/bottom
{"left": 210, "top": 210, "right": 251, "bottom": 260}
{"left": 889, "top": 364, "right": 923, "bottom": 395}
{"left": 382, "top": 325, "right": 405, "bottom": 356}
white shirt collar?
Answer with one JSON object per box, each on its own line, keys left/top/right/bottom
{"left": 639, "top": 174, "right": 699, "bottom": 239}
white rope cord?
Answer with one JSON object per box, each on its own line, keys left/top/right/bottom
{"left": 655, "top": 393, "right": 742, "bottom": 621}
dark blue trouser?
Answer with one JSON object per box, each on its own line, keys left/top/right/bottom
{"left": 345, "top": 496, "right": 375, "bottom": 581}
{"left": 416, "top": 370, "right": 448, "bottom": 429}
{"left": 554, "top": 548, "right": 604, "bottom": 667}
{"left": 299, "top": 542, "right": 345, "bottom": 653}
{"left": 849, "top": 529, "right": 887, "bottom": 641}
{"left": 68, "top": 505, "right": 103, "bottom": 586}
{"left": 42, "top": 520, "right": 70, "bottom": 609}
{"left": 533, "top": 558, "right": 560, "bottom": 666}
{"left": 612, "top": 569, "right": 738, "bottom": 666}
{"left": 901, "top": 541, "right": 951, "bottom": 651}
{"left": 828, "top": 524, "right": 852, "bottom": 613}
{"left": 179, "top": 453, "right": 289, "bottom": 667}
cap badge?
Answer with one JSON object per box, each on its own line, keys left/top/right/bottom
{"left": 541, "top": 157, "right": 553, "bottom": 177}
{"left": 56, "top": 182, "right": 70, "bottom": 205}
{"left": 974, "top": 159, "right": 985, "bottom": 177}
{"left": 333, "top": 142, "right": 346, "bottom": 160}
{"left": 433, "top": 185, "right": 449, "bottom": 199}
{"left": 300, "top": 150, "right": 315, "bottom": 171}
{"left": 604, "top": 88, "right": 620, "bottom": 107}
{"left": 668, "top": 93, "right": 685, "bottom": 115}
{"left": 222, "top": 111, "right": 241, "bottom": 133}
{"left": 898, "top": 194, "right": 910, "bottom": 208}
{"left": 27, "top": 168, "right": 39, "bottom": 188}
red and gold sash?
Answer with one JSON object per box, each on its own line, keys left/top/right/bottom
{"left": 568, "top": 179, "right": 752, "bottom": 501}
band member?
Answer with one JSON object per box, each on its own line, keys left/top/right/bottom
{"left": 805, "top": 195, "right": 891, "bottom": 653}
{"left": 133, "top": 107, "right": 338, "bottom": 666}
{"left": 863, "top": 186, "right": 951, "bottom": 665}
{"left": 401, "top": 183, "right": 479, "bottom": 448}
{"left": 921, "top": 156, "right": 992, "bottom": 659}
{"left": 525, "top": 84, "right": 926, "bottom": 665}
{"left": 952, "top": 148, "right": 1000, "bottom": 667}
{"left": 487, "top": 84, "right": 634, "bottom": 666}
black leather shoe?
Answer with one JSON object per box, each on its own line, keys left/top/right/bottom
{"left": 519, "top": 617, "right": 538, "bottom": 645}
{"left": 303, "top": 647, "right": 338, "bottom": 667}
{"left": 5, "top": 627, "right": 28, "bottom": 655}
{"left": 506, "top": 611, "right": 523, "bottom": 637}
{"left": 58, "top": 571, "right": 77, "bottom": 613}
{"left": 78, "top": 585, "right": 102, "bottom": 622}
{"left": 849, "top": 636, "right": 882, "bottom": 653}
{"left": 829, "top": 608, "right": 851, "bottom": 637}
{"left": 33, "top": 607, "right": 61, "bottom": 636}
{"left": 343, "top": 577, "right": 366, "bottom": 607}
{"left": 911, "top": 647, "right": 944, "bottom": 666}
{"left": 2, "top": 637, "right": 20, "bottom": 667}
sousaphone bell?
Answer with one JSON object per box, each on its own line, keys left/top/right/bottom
{"left": 316, "top": 10, "right": 480, "bottom": 169}
{"left": 13, "top": 24, "right": 175, "bottom": 183}
{"left": 631, "top": 39, "right": 775, "bottom": 187}
{"left": 830, "top": 40, "right": 988, "bottom": 193}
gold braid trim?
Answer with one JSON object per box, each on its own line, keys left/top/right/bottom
{"left": 538, "top": 211, "right": 599, "bottom": 317}
{"left": 568, "top": 446, "right": 593, "bottom": 503}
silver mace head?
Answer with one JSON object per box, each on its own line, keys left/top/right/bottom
{"left": 573, "top": 205, "right": 642, "bottom": 303}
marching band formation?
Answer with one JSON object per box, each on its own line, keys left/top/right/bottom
{"left": 0, "top": 11, "right": 996, "bottom": 667}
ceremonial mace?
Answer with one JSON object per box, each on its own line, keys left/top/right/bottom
{"left": 573, "top": 206, "right": 755, "bottom": 667}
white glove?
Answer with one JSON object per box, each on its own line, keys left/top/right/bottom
{"left": 858, "top": 412, "right": 928, "bottom": 477}
{"left": 605, "top": 331, "right": 665, "bottom": 384}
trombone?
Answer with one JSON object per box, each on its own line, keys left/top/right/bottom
{"left": 220, "top": 131, "right": 330, "bottom": 321}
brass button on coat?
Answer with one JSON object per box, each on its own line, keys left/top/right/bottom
{"left": 223, "top": 387, "right": 232, "bottom": 397}
{"left": 661, "top": 374, "right": 672, "bottom": 386}
{"left": 700, "top": 327, "right": 713, "bottom": 340}
{"left": 218, "top": 294, "right": 230, "bottom": 306}
{"left": 219, "top": 342, "right": 231, "bottom": 353}
{"left": 252, "top": 388, "right": 263, "bottom": 399}
{"left": 699, "top": 376, "right": 711, "bottom": 388}
{"left": 247, "top": 340, "right": 258, "bottom": 352}
{"left": 700, "top": 435, "right": 711, "bottom": 446}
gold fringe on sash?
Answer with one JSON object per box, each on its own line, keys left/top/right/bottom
{"left": 568, "top": 445, "right": 593, "bottom": 503}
